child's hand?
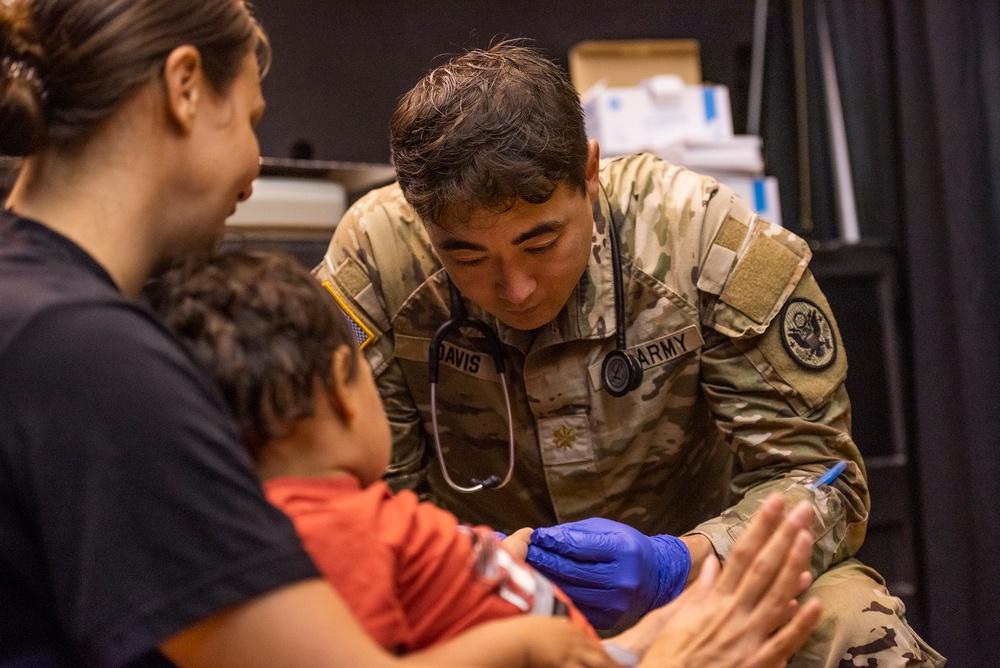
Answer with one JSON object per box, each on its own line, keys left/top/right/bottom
{"left": 501, "top": 527, "right": 534, "bottom": 561}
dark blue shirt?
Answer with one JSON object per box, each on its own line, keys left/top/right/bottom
{"left": 0, "top": 210, "right": 319, "bottom": 667}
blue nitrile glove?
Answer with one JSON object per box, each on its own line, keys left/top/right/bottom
{"left": 526, "top": 517, "right": 691, "bottom": 630}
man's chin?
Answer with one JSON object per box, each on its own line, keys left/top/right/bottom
{"left": 493, "top": 307, "right": 555, "bottom": 331}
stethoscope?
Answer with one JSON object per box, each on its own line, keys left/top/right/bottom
{"left": 428, "top": 195, "right": 643, "bottom": 493}
{"left": 428, "top": 278, "right": 515, "bottom": 493}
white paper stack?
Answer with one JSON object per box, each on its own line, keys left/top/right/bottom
{"left": 583, "top": 75, "right": 733, "bottom": 157}
{"left": 702, "top": 171, "right": 782, "bottom": 227}
{"left": 582, "top": 74, "right": 782, "bottom": 225}
{"left": 658, "top": 136, "right": 765, "bottom": 175}
{"left": 226, "top": 177, "right": 347, "bottom": 236}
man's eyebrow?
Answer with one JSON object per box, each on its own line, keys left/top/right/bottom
{"left": 436, "top": 221, "right": 563, "bottom": 253}
{"left": 437, "top": 237, "right": 488, "bottom": 253}
{"left": 511, "top": 221, "right": 563, "bottom": 246}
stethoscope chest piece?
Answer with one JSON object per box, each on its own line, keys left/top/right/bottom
{"left": 602, "top": 348, "right": 643, "bottom": 397}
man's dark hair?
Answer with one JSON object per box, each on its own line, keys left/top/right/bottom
{"left": 145, "top": 251, "right": 359, "bottom": 461}
{"left": 389, "top": 40, "right": 589, "bottom": 228}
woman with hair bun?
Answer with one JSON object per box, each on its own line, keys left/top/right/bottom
{"left": 0, "top": 1, "right": 359, "bottom": 666}
{"left": 0, "top": 2, "right": 543, "bottom": 667}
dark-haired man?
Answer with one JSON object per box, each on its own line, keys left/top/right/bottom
{"left": 317, "top": 42, "right": 944, "bottom": 667}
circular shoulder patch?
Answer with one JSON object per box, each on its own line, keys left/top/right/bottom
{"left": 779, "top": 298, "right": 837, "bottom": 370}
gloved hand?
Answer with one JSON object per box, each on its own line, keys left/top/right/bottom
{"left": 526, "top": 517, "right": 691, "bottom": 630}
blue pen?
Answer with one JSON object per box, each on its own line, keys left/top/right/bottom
{"left": 810, "top": 461, "right": 848, "bottom": 489}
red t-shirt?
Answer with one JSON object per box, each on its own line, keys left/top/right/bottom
{"left": 264, "top": 476, "right": 596, "bottom": 652}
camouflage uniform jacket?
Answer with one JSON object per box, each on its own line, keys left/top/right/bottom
{"left": 317, "top": 153, "right": 870, "bottom": 574}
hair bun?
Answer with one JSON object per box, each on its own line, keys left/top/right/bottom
{"left": 1, "top": 1, "right": 47, "bottom": 157}
{"left": 0, "top": 55, "right": 47, "bottom": 156}
{"left": 3, "top": 0, "right": 268, "bottom": 152}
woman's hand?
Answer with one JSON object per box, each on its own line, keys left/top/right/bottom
{"left": 636, "top": 493, "right": 823, "bottom": 668}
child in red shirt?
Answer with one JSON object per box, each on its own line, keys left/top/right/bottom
{"left": 148, "top": 250, "right": 670, "bottom": 664}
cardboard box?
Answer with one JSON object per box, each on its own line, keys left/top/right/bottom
{"left": 569, "top": 39, "right": 702, "bottom": 94}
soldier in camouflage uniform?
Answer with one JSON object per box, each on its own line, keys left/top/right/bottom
{"left": 316, "top": 43, "right": 945, "bottom": 666}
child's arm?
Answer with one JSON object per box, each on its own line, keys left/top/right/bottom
{"left": 162, "top": 579, "right": 612, "bottom": 668}
{"left": 402, "top": 615, "right": 615, "bottom": 668}
{"left": 163, "top": 578, "right": 477, "bottom": 668}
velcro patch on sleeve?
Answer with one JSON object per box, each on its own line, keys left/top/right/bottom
{"left": 697, "top": 244, "right": 738, "bottom": 295}
{"left": 334, "top": 257, "right": 371, "bottom": 297}
{"left": 720, "top": 231, "right": 802, "bottom": 324}
{"left": 714, "top": 215, "right": 749, "bottom": 252}
{"left": 322, "top": 280, "right": 374, "bottom": 350}
{"left": 697, "top": 215, "right": 749, "bottom": 296}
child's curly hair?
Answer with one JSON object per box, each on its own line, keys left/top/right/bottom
{"left": 145, "top": 250, "right": 359, "bottom": 460}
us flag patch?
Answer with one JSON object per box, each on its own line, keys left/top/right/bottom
{"left": 322, "top": 281, "right": 373, "bottom": 350}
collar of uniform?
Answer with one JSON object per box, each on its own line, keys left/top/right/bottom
{"left": 493, "top": 176, "right": 619, "bottom": 352}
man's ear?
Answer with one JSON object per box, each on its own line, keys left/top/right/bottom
{"left": 585, "top": 139, "right": 601, "bottom": 201}
{"left": 162, "top": 45, "right": 204, "bottom": 133}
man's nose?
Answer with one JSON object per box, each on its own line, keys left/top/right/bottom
{"left": 496, "top": 264, "right": 536, "bottom": 305}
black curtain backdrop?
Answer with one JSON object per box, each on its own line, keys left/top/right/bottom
{"left": 823, "top": 1, "right": 1000, "bottom": 664}
{"left": 889, "top": 2, "right": 1000, "bottom": 665}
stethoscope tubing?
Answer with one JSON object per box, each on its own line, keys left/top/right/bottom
{"left": 428, "top": 277, "right": 515, "bottom": 492}
{"left": 430, "top": 371, "right": 515, "bottom": 493}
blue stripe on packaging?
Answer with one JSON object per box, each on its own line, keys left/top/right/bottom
{"left": 753, "top": 178, "right": 767, "bottom": 212}
{"left": 703, "top": 87, "right": 717, "bottom": 122}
